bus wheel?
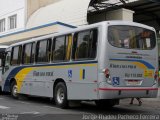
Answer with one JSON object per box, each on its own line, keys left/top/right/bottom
{"left": 54, "top": 82, "right": 68, "bottom": 109}
{"left": 10, "top": 81, "right": 19, "bottom": 99}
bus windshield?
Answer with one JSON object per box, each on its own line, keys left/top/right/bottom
{"left": 108, "top": 25, "right": 156, "bottom": 50}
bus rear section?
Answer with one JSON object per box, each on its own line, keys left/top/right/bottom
{"left": 98, "top": 23, "right": 158, "bottom": 100}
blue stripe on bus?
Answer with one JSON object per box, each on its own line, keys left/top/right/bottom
{"left": 3, "top": 61, "right": 98, "bottom": 91}
{"left": 3, "top": 67, "right": 24, "bottom": 92}
{"left": 110, "top": 58, "right": 155, "bottom": 69}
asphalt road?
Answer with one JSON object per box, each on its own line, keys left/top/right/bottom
{"left": 0, "top": 94, "right": 160, "bottom": 120}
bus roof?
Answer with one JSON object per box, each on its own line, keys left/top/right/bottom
{"left": 9, "top": 21, "right": 155, "bottom": 47}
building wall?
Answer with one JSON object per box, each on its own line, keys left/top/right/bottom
{"left": 0, "top": 0, "right": 25, "bottom": 36}
{"left": 26, "top": 0, "right": 90, "bottom": 28}
{"left": 26, "top": 0, "right": 59, "bottom": 21}
{"left": 0, "top": 0, "right": 25, "bottom": 16}
{"left": 88, "top": 8, "right": 134, "bottom": 24}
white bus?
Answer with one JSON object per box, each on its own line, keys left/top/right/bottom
{"left": 1, "top": 21, "right": 158, "bottom": 108}
{"left": 0, "top": 45, "right": 8, "bottom": 93}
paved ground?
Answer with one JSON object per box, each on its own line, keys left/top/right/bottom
{"left": 120, "top": 98, "right": 160, "bottom": 109}
{"left": 0, "top": 94, "right": 160, "bottom": 120}
{"left": 158, "top": 88, "right": 160, "bottom": 97}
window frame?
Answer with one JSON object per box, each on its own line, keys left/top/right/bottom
{"left": 8, "top": 14, "right": 17, "bottom": 30}
{"left": 0, "top": 18, "right": 5, "bottom": 32}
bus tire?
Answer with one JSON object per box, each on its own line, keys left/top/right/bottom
{"left": 54, "top": 82, "right": 68, "bottom": 109}
{"left": 10, "top": 81, "right": 19, "bottom": 99}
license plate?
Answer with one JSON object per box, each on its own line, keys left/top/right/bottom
{"left": 126, "top": 80, "right": 141, "bottom": 86}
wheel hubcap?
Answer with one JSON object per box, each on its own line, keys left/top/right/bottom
{"left": 12, "top": 85, "right": 18, "bottom": 97}
{"left": 57, "top": 88, "right": 64, "bottom": 104}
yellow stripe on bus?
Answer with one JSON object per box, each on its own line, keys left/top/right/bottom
{"left": 66, "top": 35, "right": 72, "bottom": 60}
{"left": 132, "top": 62, "right": 147, "bottom": 69}
{"left": 15, "top": 67, "right": 33, "bottom": 93}
{"left": 80, "top": 69, "right": 83, "bottom": 80}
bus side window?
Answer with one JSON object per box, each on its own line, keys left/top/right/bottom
{"left": 72, "top": 29, "right": 98, "bottom": 60}
{"left": 5, "top": 52, "right": 11, "bottom": 66}
{"left": 22, "top": 43, "right": 32, "bottom": 64}
{"left": 65, "top": 35, "right": 72, "bottom": 60}
{"left": 52, "top": 35, "right": 71, "bottom": 62}
{"left": 11, "top": 45, "right": 22, "bottom": 65}
{"left": 47, "top": 39, "right": 52, "bottom": 62}
{"left": 31, "top": 42, "right": 35, "bottom": 63}
{"left": 90, "top": 29, "right": 98, "bottom": 58}
{"left": 36, "top": 39, "right": 51, "bottom": 63}
{"left": 129, "top": 30, "right": 137, "bottom": 49}
{"left": 72, "top": 34, "right": 78, "bottom": 59}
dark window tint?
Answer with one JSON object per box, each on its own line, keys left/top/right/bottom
{"left": 22, "top": 42, "right": 35, "bottom": 64}
{"left": 72, "top": 29, "right": 98, "bottom": 60}
{"left": 31, "top": 43, "right": 35, "bottom": 63}
{"left": 11, "top": 45, "right": 22, "bottom": 65}
{"left": 52, "top": 35, "right": 72, "bottom": 61}
{"left": 108, "top": 25, "right": 156, "bottom": 50}
{"left": 36, "top": 39, "right": 51, "bottom": 63}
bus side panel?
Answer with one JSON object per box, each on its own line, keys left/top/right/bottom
{"left": 2, "top": 63, "right": 98, "bottom": 100}
{"left": 67, "top": 64, "right": 98, "bottom": 100}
